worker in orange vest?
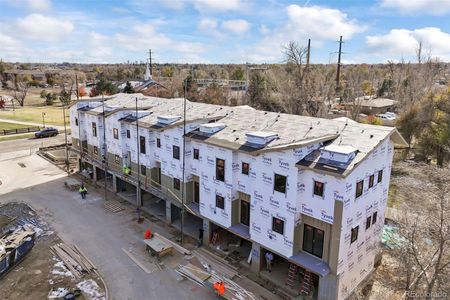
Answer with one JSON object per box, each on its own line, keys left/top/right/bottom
{"left": 213, "top": 281, "right": 225, "bottom": 297}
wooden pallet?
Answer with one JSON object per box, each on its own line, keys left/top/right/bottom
{"left": 103, "top": 201, "right": 125, "bottom": 213}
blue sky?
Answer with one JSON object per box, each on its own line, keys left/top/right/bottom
{"left": 1, "top": 0, "right": 450, "bottom": 64}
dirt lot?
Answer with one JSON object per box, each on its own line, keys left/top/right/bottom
{"left": 0, "top": 202, "right": 105, "bottom": 300}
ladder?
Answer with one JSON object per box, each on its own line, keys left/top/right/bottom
{"left": 285, "top": 263, "right": 298, "bottom": 288}
{"left": 300, "top": 269, "right": 313, "bottom": 297}
{"left": 211, "top": 231, "right": 220, "bottom": 245}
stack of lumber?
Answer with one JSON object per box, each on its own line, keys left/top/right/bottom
{"left": 175, "top": 263, "right": 211, "bottom": 286}
{"left": 50, "top": 243, "right": 96, "bottom": 278}
{"left": 153, "top": 232, "right": 191, "bottom": 255}
{"left": 194, "top": 248, "right": 238, "bottom": 279}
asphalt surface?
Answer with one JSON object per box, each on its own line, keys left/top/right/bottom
{"left": 0, "top": 134, "right": 68, "bottom": 154}
{"left": 0, "top": 153, "right": 213, "bottom": 300}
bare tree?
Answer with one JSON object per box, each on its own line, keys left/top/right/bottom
{"left": 282, "top": 41, "right": 323, "bottom": 116}
{"left": 12, "top": 75, "right": 30, "bottom": 106}
{"left": 391, "top": 164, "right": 450, "bottom": 298}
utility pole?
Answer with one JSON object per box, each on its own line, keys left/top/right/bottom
{"left": 62, "top": 102, "right": 69, "bottom": 175}
{"left": 306, "top": 39, "right": 311, "bottom": 66}
{"left": 148, "top": 49, "right": 153, "bottom": 76}
{"left": 75, "top": 74, "right": 79, "bottom": 100}
{"left": 336, "top": 35, "right": 343, "bottom": 93}
{"left": 102, "top": 94, "right": 108, "bottom": 202}
{"left": 135, "top": 97, "right": 141, "bottom": 208}
{"left": 180, "top": 79, "right": 187, "bottom": 245}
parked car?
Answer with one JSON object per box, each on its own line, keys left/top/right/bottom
{"left": 384, "top": 112, "right": 397, "bottom": 119}
{"left": 376, "top": 114, "right": 396, "bottom": 121}
{"left": 35, "top": 127, "right": 59, "bottom": 138}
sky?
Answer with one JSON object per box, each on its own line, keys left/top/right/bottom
{"left": 1, "top": 0, "right": 450, "bottom": 64}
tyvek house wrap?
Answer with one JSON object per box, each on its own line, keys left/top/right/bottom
{"left": 155, "top": 123, "right": 201, "bottom": 181}
{"left": 246, "top": 144, "right": 319, "bottom": 258}
{"left": 197, "top": 144, "right": 235, "bottom": 229}
{"left": 337, "top": 139, "right": 393, "bottom": 299}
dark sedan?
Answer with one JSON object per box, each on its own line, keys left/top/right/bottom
{"left": 35, "top": 127, "right": 59, "bottom": 138}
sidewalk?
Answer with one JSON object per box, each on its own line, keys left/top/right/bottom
{"left": 0, "top": 118, "right": 66, "bottom": 130}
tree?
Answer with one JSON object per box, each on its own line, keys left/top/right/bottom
{"left": 390, "top": 164, "right": 450, "bottom": 298}
{"left": 161, "top": 66, "right": 174, "bottom": 78}
{"left": 361, "top": 80, "right": 373, "bottom": 95}
{"left": 398, "top": 89, "right": 450, "bottom": 166}
{"left": 90, "top": 77, "right": 118, "bottom": 96}
{"left": 282, "top": 41, "right": 322, "bottom": 116}
{"left": 59, "top": 88, "right": 72, "bottom": 106}
{"left": 12, "top": 75, "right": 30, "bottom": 106}
{"left": 123, "top": 81, "right": 135, "bottom": 94}
{"left": 231, "top": 67, "right": 245, "bottom": 81}
{"left": 78, "top": 86, "right": 87, "bottom": 98}
{"left": 40, "top": 90, "right": 48, "bottom": 99}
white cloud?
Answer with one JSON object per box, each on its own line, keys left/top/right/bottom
{"left": 244, "top": 5, "right": 366, "bottom": 63}
{"left": 26, "top": 0, "right": 51, "bottom": 11}
{"left": 15, "top": 14, "right": 74, "bottom": 42}
{"left": 221, "top": 19, "right": 250, "bottom": 35}
{"left": 193, "top": 0, "right": 244, "bottom": 11}
{"left": 115, "top": 23, "right": 206, "bottom": 57}
{"left": 198, "top": 18, "right": 218, "bottom": 31}
{"left": 366, "top": 27, "right": 450, "bottom": 61}
{"left": 380, "top": 0, "right": 450, "bottom": 15}
{"left": 86, "top": 32, "right": 113, "bottom": 62}
{"left": 259, "top": 24, "right": 270, "bottom": 35}
{"left": 6, "top": 0, "right": 51, "bottom": 11}
{"left": 286, "top": 5, "right": 366, "bottom": 41}
{"left": 0, "top": 32, "right": 23, "bottom": 61}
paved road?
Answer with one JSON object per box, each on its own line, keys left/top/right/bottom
{"left": 0, "top": 134, "right": 68, "bottom": 155}
{"left": 0, "top": 153, "right": 213, "bottom": 300}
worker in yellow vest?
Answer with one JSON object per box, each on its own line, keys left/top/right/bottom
{"left": 123, "top": 166, "right": 131, "bottom": 175}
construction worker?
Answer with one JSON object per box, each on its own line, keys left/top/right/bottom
{"left": 265, "top": 251, "right": 273, "bottom": 272}
{"left": 79, "top": 184, "right": 88, "bottom": 199}
{"left": 198, "top": 228, "right": 204, "bottom": 247}
{"left": 213, "top": 281, "right": 225, "bottom": 297}
{"left": 123, "top": 165, "right": 131, "bottom": 175}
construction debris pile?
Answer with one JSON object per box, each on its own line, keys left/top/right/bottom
{"left": 0, "top": 226, "right": 36, "bottom": 277}
{"left": 50, "top": 243, "right": 97, "bottom": 278}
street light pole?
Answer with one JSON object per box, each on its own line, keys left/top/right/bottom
{"left": 135, "top": 97, "right": 141, "bottom": 210}
{"left": 180, "top": 79, "right": 187, "bottom": 245}
{"left": 102, "top": 94, "right": 108, "bottom": 202}
{"left": 62, "top": 102, "right": 69, "bottom": 175}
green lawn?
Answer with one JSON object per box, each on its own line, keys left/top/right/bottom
{"left": 0, "top": 121, "right": 31, "bottom": 130}
{"left": 0, "top": 106, "right": 67, "bottom": 126}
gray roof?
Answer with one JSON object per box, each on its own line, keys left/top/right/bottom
{"left": 76, "top": 93, "right": 408, "bottom": 176}
{"left": 352, "top": 97, "right": 398, "bottom": 108}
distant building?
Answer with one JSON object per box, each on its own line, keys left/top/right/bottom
{"left": 70, "top": 93, "right": 407, "bottom": 299}
{"left": 343, "top": 96, "right": 397, "bottom": 115}
{"left": 116, "top": 62, "right": 166, "bottom": 94}
{"left": 3, "top": 70, "right": 46, "bottom": 82}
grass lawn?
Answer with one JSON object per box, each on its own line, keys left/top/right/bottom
{"left": 0, "top": 106, "right": 67, "bottom": 126}
{"left": 0, "top": 121, "right": 31, "bottom": 130}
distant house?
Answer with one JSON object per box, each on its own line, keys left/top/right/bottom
{"left": 116, "top": 63, "right": 166, "bottom": 95}
{"left": 343, "top": 96, "right": 397, "bottom": 115}
{"left": 3, "top": 70, "right": 46, "bottom": 82}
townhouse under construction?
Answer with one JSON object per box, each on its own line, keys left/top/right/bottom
{"left": 69, "top": 93, "right": 407, "bottom": 299}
